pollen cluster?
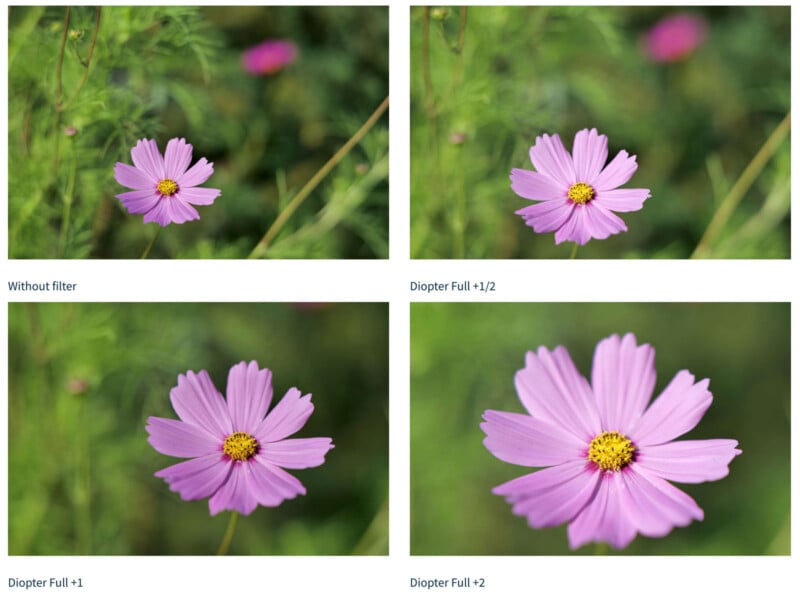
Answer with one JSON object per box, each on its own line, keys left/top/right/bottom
{"left": 223, "top": 432, "right": 259, "bottom": 461}
{"left": 568, "top": 182, "right": 595, "bottom": 204}
{"left": 588, "top": 431, "right": 635, "bottom": 471}
{"left": 157, "top": 178, "right": 179, "bottom": 196}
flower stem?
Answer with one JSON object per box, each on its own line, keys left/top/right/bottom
{"left": 55, "top": 7, "right": 70, "bottom": 111}
{"left": 248, "top": 96, "right": 389, "bottom": 259}
{"left": 569, "top": 243, "right": 579, "bottom": 259}
{"left": 58, "top": 138, "right": 78, "bottom": 257}
{"left": 216, "top": 511, "right": 239, "bottom": 555}
{"left": 691, "top": 111, "right": 791, "bottom": 258}
{"left": 140, "top": 226, "right": 161, "bottom": 259}
{"left": 594, "top": 542, "right": 608, "bottom": 555}
{"left": 61, "top": 7, "right": 102, "bottom": 111}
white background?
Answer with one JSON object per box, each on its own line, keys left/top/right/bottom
{"left": 1, "top": 1, "right": 797, "bottom": 594}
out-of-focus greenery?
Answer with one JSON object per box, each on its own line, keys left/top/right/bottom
{"left": 9, "top": 6, "right": 388, "bottom": 259}
{"left": 411, "top": 303, "right": 789, "bottom": 554}
{"left": 410, "top": 7, "right": 790, "bottom": 258}
{"left": 9, "top": 303, "right": 388, "bottom": 555}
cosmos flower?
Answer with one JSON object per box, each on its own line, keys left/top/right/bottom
{"left": 511, "top": 128, "right": 651, "bottom": 245}
{"left": 114, "top": 138, "right": 221, "bottom": 226}
{"left": 147, "top": 361, "right": 334, "bottom": 516}
{"left": 643, "top": 13, "right": 708, "bottom": 63}
{"left": 242, "top": 39, "right": 298, "bottom": 75}
{"left": 481, "top": 333, "right": 740, "bottom": 549}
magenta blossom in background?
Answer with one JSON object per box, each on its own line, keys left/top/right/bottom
{"left": 481, "top": 333, "right": 740, "bottom": 549}
{"left": 643, "top": 13, "right": 708, "bottom": 63}
{"left": 242, "top": 39, "right": 298, "bottom": 75}
{"left": 147, "top": 361, "right": 334, "bottom": 516}
{"left": 114, "top": 138, "right": 221, "bottom": 226}
{"left": 511, "top": 129, "right": 651, "bottom": 246}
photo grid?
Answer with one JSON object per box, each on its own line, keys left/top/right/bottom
{"left": 2, "top": 2, "right": 796, "bottom": 594}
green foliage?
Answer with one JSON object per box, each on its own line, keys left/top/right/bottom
{"left": 410, "top": 6, "right": 790, "bottom": 258}
{"left": 9, "top": 6, "right": 388, "bottom": 259}
{"left": 9, "top": 303, "right": 389, "bottom": 555}
{"left": 410, "top": 303, "right": 790, "bottom": 554}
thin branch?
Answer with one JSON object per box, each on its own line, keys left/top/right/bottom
{"left": 55, "top": 7, "right": 71, "bottom": 110}
{"left": 691, "top": 111, "right": 791, "bottom": 258}
{"left": 248, "top": 96, "right": 390, "bottom": 259}
{"left": 62, "top": 7, "right": 102, "bottom": 110}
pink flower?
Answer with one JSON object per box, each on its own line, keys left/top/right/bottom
{"left": 481, "top": 333, "right": 741, "bottom": 549}
{"left": 242, "top": 39, "right": 298, "bottom": 75}
{"left": 147, "top": 361, "right": 334, "bottom": 516}
{"left": 643, "top": 13, "right": 708, "bottom": 63}
{"left": 511, "top": 129, "right": 651, "bottom": 245}
{"left": 114, "top": 138, "right": 221, "bottom": 226}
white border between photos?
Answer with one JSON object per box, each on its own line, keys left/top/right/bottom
{"left": 1, "top": 1, "right": 796, "bottom": 594}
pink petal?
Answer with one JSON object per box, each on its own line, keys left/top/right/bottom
{"left": 514, "top": 346, "right": 601, "bottom": 440}
{"left": 629, "top": 371, "right": 712, "bottom": 446}
{"left": 618, "top": 464, "right": 704, "bottom": 538}
{"left": 515, "top": 200, "right": 574, "bottom": 234}
{"left": 114, "top": 162, "right": 157, "bottom": 189}
{"left": 140, "top": 199, "right": 173, "bottom": 226}
{"left": 146, "top": 416, "right": 220, "bottom": 457}
{"left": 155, "top": 454, "right": 231, "bottom": 501}
{"left": 177, "top": 158, "right": 214, "bottom": 188}
{"left": 481, "top": 410, "right": 586, "bottom": 467}
{"left": 554, "top": 205, "right": 592, "bottom": 245}
{"left": 143, "top": 197, "right": 200, "bottom": 226}
{"left": 177, "top": 186, "right": 221, "bottom": 206}
{"left": 590, "top": 150, "right": 638, "bottom": 191}
{"left": 567, "top": 471, "right": 637, "bottom": 549}
{"left": 169, "top": 370, "right": 233, "bottom": 439}
{"left": 582, "top": 203, "right": 628, "bottom": 240}
{"left": 594, "top": 188, "right": 651, "bottom": 213}
{"left": 254, "top": 388, "right": 314, "bottom": 443}
{"left": 260, "top": 437, "right": 334, "bottom": 469}
{"left": 226, "top": 361, "right": 273, "bottom": 432}
{"left": 131, "top": 139, "right": 165, "bottom": 181}
{"left": 493, "top": 459, "right": 600, "bottom": 529}
{"left": 510, "top": 168, "right": 566, "bottom": 201}
{"left": 249, "top": 455, "right": 307, "bottom": 506}
{"left": 209, "top": 464, "right": 259, "bottom": 515}
{"left": 591, "top": 333, "right": 655, "bottom": 431}
{"left": 529, "top": 133, "right": 577, "bottom": 186}
{"left": 115, "top": 189, "right": 162, "bottom": 215}
{"left": 636, "top": 439, "right": 741, "bottom": 483}
{"left": 571, "top": 128, "right": 608, "bottom": 183}
{"left": 163, "top": 137, "right": 193, "bottom": 179}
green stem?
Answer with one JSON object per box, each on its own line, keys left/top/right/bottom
{"left": 248, "top": 96, "right": 389, "bottom": 259}
{"left": 55, "top": 7, "right": 70, "bottom": 111}
{"left": 691, "top": 111, "right": 791, "bottom": 258}
{"left": 59, "top": 139, "right": 78, "bottom": 257}
{"left": 140, "top": 226, "right": 162, "bottom": 259}
{"left": 569, "top": 243, "right": 579, "bottom": 259}
{"left": 594, "top": 542, "right": 608, "bottom": 555}
{"left": 61, "top": 7, "right": 102, "bottom": 111}
{"left": 216, "top": 511, "right": 239, "bottom": 555}
{"left": 51, "top": 7, "right": 71, "bottom": 175}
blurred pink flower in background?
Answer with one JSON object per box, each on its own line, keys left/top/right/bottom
{"left": 642, "top": 13, "right": 708, "bottom": 63}
{"left": 242, "top": 39, "right": 298, "bottom": 75}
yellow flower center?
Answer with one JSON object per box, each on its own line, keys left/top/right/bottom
{"left": 568, "top": 182, "right": 595, "bottom": 204}
{"left": 588, "top": 431, "right": 635, "bottom": 471}
{"left": 157, "top": 178, "right": 179, "bottom": 196}
{"left": 223, "top": 432, "right": 259, "bottom": 461}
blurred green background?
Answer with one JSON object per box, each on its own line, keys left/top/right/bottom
{"left": 410, "top": 6, "right": 790, "bottom": 258}
{"left": 9, "top": 6, "right": 388, "bottom": 259}
{"left": 9, "top": 302, "right": 388, "bottom": 555}
{"left": 410, "top": 303, "right": 789, "bottom": 554}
